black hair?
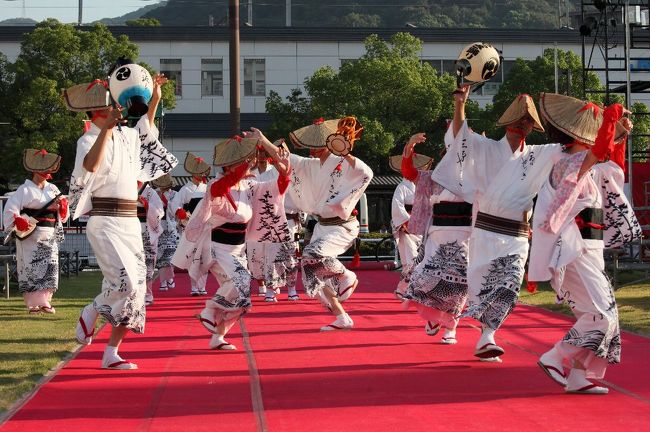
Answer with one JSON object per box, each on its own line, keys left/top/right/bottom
{"left": 544, "top": 120, "right": 574, "bottom": 145}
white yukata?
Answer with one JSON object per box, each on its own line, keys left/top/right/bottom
{"left": 138, "top": 184, "right": 164, "bottom": 303}
{"left": 69, "top": 116, "right": 177, "bottom": 333}
{"left": 433, "top": 121, "right": 563, "bottom": 330}
{"left": 3, "top": 180, "right": 69, "bottom": 309}
{"left": 529, "top": 152, "right": 641, "bottom": 378}
{"left": 287, "top": 153, "right": 373, "bottom": 299}
{"left": 175, "top": 176, "right": 286, "bottom": 334}
{"left": 170, "top": 181, "right": 208, "bottom": 293}
{"left": 391, "top": 179, "right": 422, "bottom": 275}
{"left": 156, "top": 188, "right": 179, "bottom": 287}
{"left": 246, "top": 165, "right": 298, "bottom": 296}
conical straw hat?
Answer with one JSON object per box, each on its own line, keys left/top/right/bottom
{"left": 184, "top": 152, "right": 211, "bottom": 176}
{"left": 23, "top": 149, "right": 62, "bottom": 173}
{"left": 539, "top": 93, "right": 628, "bottom": 146}
{"left": 213, "top": 136, "right": 257, "bottom": 168}
{"left": 389, "top": 153, "right": 434, "bottom": 173}
{"left": 289, "top": 118, "right": 339, "bottom": 149}
{"left": 151, "top": 174, "right": 173, "bottom": 189}
{"left": 497, "top": 93, "right": 544, "bottom": 132}
{"left": 62, "top": 81, "right": 111, "bottom": 112}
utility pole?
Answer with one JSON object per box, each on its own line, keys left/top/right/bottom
{"left": 78, "top": 0, "right": 83, "bottom": 26}
{"left": 286, "top": 0, "right": 291, "bottom": 26}
{"left": 229, "top": 0, "right": 241, "bottom": 135}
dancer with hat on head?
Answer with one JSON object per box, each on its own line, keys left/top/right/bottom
{"left": 175, "top": 133, "right": 291, "bottom": 350}
{"left": 398, "top": 131, "right": 475, "bottom": 345}
{"left": 433, "top": 86, "right": 563, "bottom": 361}
{"left": 3, "top": 149, "right": 68, "bottom": 314}
{"left": 246, "top": 139, "right": 302, "bottom": 302}
{"left": 529, "top": 94, "right": 640, "bottom": 394}
{"left": 389, "top": 149, "right": 433, "bottom": 299}
{"left": 65, "top": 70, "right": 177, "bottom": 369}
{"left": 137, "top": 181, "right": 164, "bottom": 306}
{"left": 170, "top": 153, "right": 211, "bottom": 296}
{"left": 151, "top": 174, "right": 180, "bottom": 292}
{"left": 281, "top": 117, "right": 373, "bottom": 331}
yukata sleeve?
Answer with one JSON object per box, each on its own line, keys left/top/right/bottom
{"left": 594, "top": 162, "right": 642, "bottom": 248}
{"left": 134, "top": 116, "right": 178, "bottom": 181}
{"left": 391, "top": 184, "right": 410, "bottom": 232}
{"left": 323, "top": 157, "right": 374, "bottom": 220}
{"left": 431, "top": 121, "right": 482, "bottom": 201}
{"left": 69, "top": 134, "right": 96, "bottom": 219}
{"left": 2, "top": 185, "right": 26, "bottom": 231}
{"left": 143, "top": 186, "right": 165, "bottom": 235}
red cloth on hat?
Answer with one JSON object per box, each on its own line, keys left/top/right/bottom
{"left": 401, "top": 155, "right": 418, "bottom": 182}
{"left": 210, "top": 162, "right": 250, "bottom": 210}
{"left": 592, "top": 104, "right": 624, "bottom": 162}
{"left": 14, "top": 215, "right": 29, "bottom": 232}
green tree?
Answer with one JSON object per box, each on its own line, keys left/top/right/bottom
{"left": 126, "top": 18, "right": 161, "bottom": 27}
{"left": 0, "top": 19, "right": 175, "bottom": 187}
{"left": 266, "top": 32, "right": 457, "bottom": 173}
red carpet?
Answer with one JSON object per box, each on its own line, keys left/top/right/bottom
{"left": 1, "top": 270, "right": 649, "bottom": 432}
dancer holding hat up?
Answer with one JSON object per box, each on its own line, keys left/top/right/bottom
{"left": 529, "top": 94, "right": 640, "bottom": 394}
{"left": 433, "top": 86, "right": 563, "bottom": 360}
{"left": 2, "top": 149, "right": 68, "bottom": 314}
{"left": 66, "top": 72, "right": 177, "bottom": 369}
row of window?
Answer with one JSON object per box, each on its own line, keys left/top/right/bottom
{"left": 160, "top": 58, "right": 266, "bottom": 97}
{"left": 159, "top": 58, "right": 515, "bottom": 98}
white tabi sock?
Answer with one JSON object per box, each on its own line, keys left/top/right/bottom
{"left": 567, "top": 368, "right": 591, "bottom": 389}
{"left": 287, "top": 286, "right": 298, "bottom": 297}
{"left": 477, "top": 327, "right": 496, "bottom": 348}
{"left": 104, "top": 345, "right": 119, "bottom": 360}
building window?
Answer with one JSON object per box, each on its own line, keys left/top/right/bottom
{"left": 201, "top": 58, "right": 223, "bottom": 96}
{"left": 160, "top": 59, "right": 182, "bottom": 96}
{"left": 244, "top": 59, "right": 265, "bottom": 97}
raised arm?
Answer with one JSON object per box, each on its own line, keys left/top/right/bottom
{"left": 400, "top": 133, "right": 427, "bottom": 182}
{"left": 246, "top": 128, "right": 291, "bottom": 176}
{"left": 452, "top": 85, "right": 470, "bottom": 138}
{"left": 83, "top": 108, "right": 124, "bottom": 172}
{"left": 147, "top": 74, "right": 167, "bottom": 128}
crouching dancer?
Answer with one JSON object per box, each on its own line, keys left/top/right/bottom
{"left": 174, "top": 133, "right": 291, "bottom": 350}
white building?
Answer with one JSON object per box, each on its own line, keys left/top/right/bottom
{"left": 1, "top": 26, "right": 648, "bottom": 175}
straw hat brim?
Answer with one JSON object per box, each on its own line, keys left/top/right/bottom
{"left": 151, "top": 174, "right": 173, "bottom": 189}
{"left": 497, "top": 94, "right": 545, "bottom": 132}
{"left": 62, "top": 83, "right": 111, "bottom": 112}
{"left": 23, "top": 149, "right": 61, "bottom": 173}
{"left": 289, "top": 120, "right": 340, "bottom": 149}
{"left": 184, "top": 152, "right": 211, "bottom": 175}
{"left": 213, "top": 138, "right": 258, "bottom": 167}
{"left": 539, "top": 93, "right": 628, "bottom": 146}
{"left": 389, "top": 153, "right": 433, "bottom": 173}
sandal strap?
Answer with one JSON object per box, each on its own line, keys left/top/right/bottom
{"left": 78, "top": 315, "right": 95, "bottom": 338}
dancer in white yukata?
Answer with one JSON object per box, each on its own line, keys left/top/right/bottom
{"left": 137, "top": 182, "right": 164, "bottom": 306}
{"left": 174, "top": 134, "right": 291, "bottom": 350}
{"left": 246, "top": 141, "right": 301, "bottom": 302}
{"left": 170, "top": 153, "right": 210, "bottom": 296}
{"left": 151, "top": 174, "right": 179, "bottom": 291}
{"left": 66, "top": 73, "right": 177, "bottom": 369}
{"left": 529, "top": 94, "right": 639, "bottom": 394}
{"left": 398, "top": 133, "right": 474, "bottom": 345}
{"left": 286, "top": 117, "right": 373, "bottom": 331}
{"left": 3, "top": 149, "right": 69, "bottom": 314}
{"left": 433, "top": 86, "right": 564, "bottom": 360}
{"left": 389, "top": 151, "right": 432, "bottom": 298}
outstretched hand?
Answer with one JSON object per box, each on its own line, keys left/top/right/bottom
{"left": 453, "top": 84, "right": 471, "bottom": 104}
{"left": 151, "top": 73, "right": 168, "bottom": 103}
{"left": 403, "top": 132, "right": 426, "bottom": 158}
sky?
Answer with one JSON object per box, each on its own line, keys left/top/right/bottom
{"left": 0, "top": 0, "right": 165, "bottom": 23}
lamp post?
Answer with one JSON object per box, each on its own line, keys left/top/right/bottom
{"left": 229, "top": 0, "right": 241, "bottom": 135}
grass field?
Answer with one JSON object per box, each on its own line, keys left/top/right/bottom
{"left": 0, "top": 272, "right": 102, "bottom": 413}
